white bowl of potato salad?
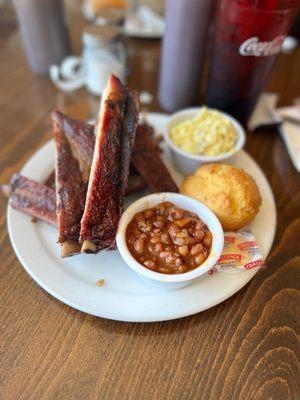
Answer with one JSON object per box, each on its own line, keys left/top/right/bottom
{"left": 165, "top": 107, "right": 245, "bottom": 174}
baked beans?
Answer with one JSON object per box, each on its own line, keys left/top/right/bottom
{"left": 125, "top": 202, "right": 212, "bottom": 274}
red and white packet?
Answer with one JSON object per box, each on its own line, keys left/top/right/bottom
{"left": 209, "top": 230, "right": 265, "bottom": 275}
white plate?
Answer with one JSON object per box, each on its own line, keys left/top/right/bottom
{"left": 7, "top": 113, "right": 276, "bottom": 322}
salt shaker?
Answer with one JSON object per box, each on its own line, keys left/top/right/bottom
{"left": 82, "top": 25, "right": 126, "bottom": 95}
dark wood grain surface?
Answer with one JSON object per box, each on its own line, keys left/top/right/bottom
{"left": 0, "top": 3, "right": 299, "bottom": 400}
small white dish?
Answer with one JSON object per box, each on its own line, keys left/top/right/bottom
{"left": 164, "top": 107, "right": 246, "bottom": 174}
{"left": 116, "top": 193, "right": 224, "bottom": 290}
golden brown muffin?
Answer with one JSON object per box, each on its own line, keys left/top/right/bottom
{"left": 180, "top": 164, "right": 262, "bottom": 231}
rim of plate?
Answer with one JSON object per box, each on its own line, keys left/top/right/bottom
{"left": 6, "top": 112, "right": 277, "bottom": 322}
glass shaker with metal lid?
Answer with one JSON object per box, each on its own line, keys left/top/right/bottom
{"left": 82, "top": 25, "right": 126, "bottom": 95}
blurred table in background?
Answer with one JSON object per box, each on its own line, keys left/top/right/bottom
{"left": 0, "top": 1, "right": 299, "bottom": 399}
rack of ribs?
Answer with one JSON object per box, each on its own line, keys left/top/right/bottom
{"left": 80, "top": 75, "right": 139, "bottom": 253}
{"left": 1, "top": 112, "right": 145, "bottom": 241}
{"left": 2, "top": 121, "right": 176, "bottom": 246}
{"left": 1, "top": 174, "right": 57, "bottom": 226}
{"left": 1, "top": 78, "right": 180, "bottom": 259}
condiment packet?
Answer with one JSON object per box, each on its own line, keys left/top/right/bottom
{"left": 210, "top": 230, "right": 265, "bottom": 274}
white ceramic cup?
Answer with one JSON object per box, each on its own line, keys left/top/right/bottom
{"left": 164, "top": 107, "right": 246, "bottom": 175}
{"left": 116, "top": 193, "right": 224, "bottom": 290}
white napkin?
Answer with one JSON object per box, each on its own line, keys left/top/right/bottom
{"left": 276, "top": 105, "right": 300, "bottom": 172}
{"left": 248, "top": 93, "right": 300, "bottom": 172}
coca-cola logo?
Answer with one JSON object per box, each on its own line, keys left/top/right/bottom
{"left": 239, "top": 35, "right": 285, "bottom": 57}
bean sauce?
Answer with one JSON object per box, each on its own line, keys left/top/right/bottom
{"left": 125, "top": 202, "right": 212, "bottom": 274}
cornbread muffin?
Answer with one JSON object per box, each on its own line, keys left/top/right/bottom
{"left": 180, "top": 164, "right": 262, "bottom": 231}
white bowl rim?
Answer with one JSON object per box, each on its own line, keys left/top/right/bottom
{"left": 116, "top": 193, "right": 224, "bottom": 283}
{"left": 164, "top": 107, "right": 246, "bottom": 162}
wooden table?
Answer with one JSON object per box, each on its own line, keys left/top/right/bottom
{"left": 0, "top": 4, "right": 299, "bottom": 400}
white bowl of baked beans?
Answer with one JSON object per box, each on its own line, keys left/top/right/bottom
{"left": 116, "top": 193, "right": 224, "bottom": 290}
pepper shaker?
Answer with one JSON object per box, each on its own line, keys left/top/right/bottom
{"left": 158, "top": 0, "right": 214, "bottom": 112}
{"left": 13, "top": 0, "right": 71, "bottom": 75}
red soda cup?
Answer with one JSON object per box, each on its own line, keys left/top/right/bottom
{"left": 205, "top": 0, "right": 298, "bottom": 124}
